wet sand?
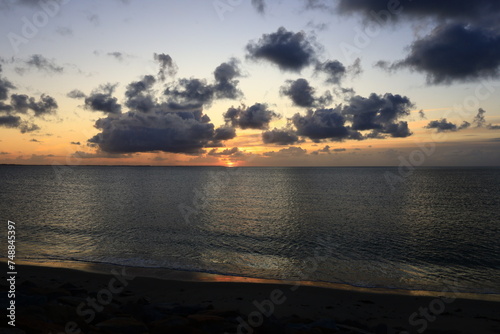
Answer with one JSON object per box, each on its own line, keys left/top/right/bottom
{"left": 1, "top": 261, "right": 499, "bottom": 333}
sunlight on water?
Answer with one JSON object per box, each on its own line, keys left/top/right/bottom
{"left": 1, "top": 166, "right": 499, "bottom": 294}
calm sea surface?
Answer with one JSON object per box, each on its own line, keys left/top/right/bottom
{"left": 1, "top": 166, "right": 499, "bottom": 294}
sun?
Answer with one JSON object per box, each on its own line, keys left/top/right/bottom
{"left": 226, "top": 161, "right": 235, "bottom": 167}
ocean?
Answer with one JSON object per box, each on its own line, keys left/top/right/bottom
{"left": 1, "top": 165, "right": 499, "bottom": 295}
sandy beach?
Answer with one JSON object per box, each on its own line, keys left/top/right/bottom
{"left": 1, "top": 261, "right": 499, "bottom": 334}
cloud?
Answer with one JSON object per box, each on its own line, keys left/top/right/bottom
{"left": 280, "top": 78, "right": 332, "bottom": 108}
{"left": 0, "top": 115, "right": 21, "bottom": 128}
{"left": 84, "top": 83, "right": 122, "bottom": 114}
{"left": 471, "top": 108, "right": 500, "bottom": 129}
{"left": 264, "top": 146, "right": 307, "bottom": 157}
{"left": 24, "top": 54, "right": 64, "bottom": 74}
{"left": 418, "top": 110, "right": 427, "bottom": 119}
{"left": 72, "top": 151, "right": 132, "bottom": 159}
{"left": 290, "top": 92, "right": 413, "bottom": 142}
{"left": 213, "top": 58, "right": 243, "bottom": 99}
{"left": 224, "top": 103, "right": 279, "bottom": 130}
{"left": 334, "top": 1, "right": 500, "bottom": 84}
{"left": 154, "top": 53, "right": 177, "bottom": 81}
{"left": 0, "top": 66, "right": 55, "bottom": 133}
{"left": 315, "top": 60, "right": 346, "bottom": 84}
{"left": 343, "top": 93, "right": 414, "bottom": 137}
{"left": 89, "top": 109, "right": 227, "bottom": 154}
{"left": 67, "top": 89, "right": 86, "bottom": 99}
{"left": 0, "top": 76, "right": 15, "bottom": 101}
{"left": 124, "top": 75, "right": 156, "bottom": 113}
{"left": 0, "top": 114, "right": 39, "bottom": 133}
{"left": 388, "top": 23, "right": 500, "bottom": 84}
{"left": 246, "top": 27, "right": 318, "bottom": 72}
{"left": 10, "top": 94, "right": 58, "bottom": 117}
{"left": 107, "top": 52, "right": 126, "bottom": 61}
{"left": 208, "top": 147, "right": 240, "bottom": 156}
{"left": 214, "top": 126, "right": 237, "bottom": 141}
{"left": 262, "top": 128, "right": 300, "bottom": 145}
{"left": 347, "top": 58, "right": 363, "bottom": 78}
{"left": 164, "top": 78, "right": 215, "bottom": 110}
{"left": 311, "top": 145, "right": 347, "bottom": 154}
{"left": 335, "top": 0, "right": 500, "bottom": 23}
{"left": 251, "top": 0, "right": 266, "bottom": 14}
{"left": 474, "top": 108, "right": 487, "bottom": 127}
{"left": 291, "top": 108, "right": 360, "bottom": 142}
{"left": 424, "top": 118, "right": 470, "bottom": 132}
{"left": 30, "top": 138, "right": 41, "bottom": 143}
{"left": 70, "top": 141, "right": 81, "bottom": 145}
{"left": 164, "top": 60, "right": 242, "bottom": 110}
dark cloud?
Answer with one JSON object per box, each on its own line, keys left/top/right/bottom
{"left": 335, "top": 0, "right": 500, "bottom": 23}
{"left": 246, "top": 27, "right": 318, "bottom": 72}
{"left": 10, "top": 93, "right": 58, "bottom": 117}
{"left": 164, "top": 78, "right": 215, "bottom": 110}
{"left": 19, "top": 122, "right": 40, "bottom": 133}
{"left": 418, "top": 110, "right": 427, "bottom": 119}
{"left": 343, "top": 93, "right": 414, "bottom": 138}
{"left": 335, "top": 1, "right": 500, "bottom": 84}
{"left": 89, "top": 109, "right": 226, "bottom": 154}
{"left": 280, "top": 78, "right": 332, "bottom": 108}
{"left": 154, "top": 53, "right": 177, "bottom": 81}
{"left": 213, "top": 58, "right": 243, "bottom": 99}
{"left": 84, "top": 84, "right": 122, "bottom": 114}
{"left": 72, "top": 151, "right": 132, "bottom": 159}
{"left": 347, "top": 58, "right": 363, "bottom": 78}
{"left": 389, "top": 23, "right": 500, "bottom": 84}
{"left": 471, "top": 108, "right": 500, "bottom": 130}
{"left": 67, "top": 89, "right": 86, "bottom": 99}
{"left": 164, "top": 60, "right": 242, "bottom": 109}
{"left": 224, "top": 103, "right": 279, "bottom": 130}
{"left": 262, "top": 128, "right": 300, "bottom": 145}
{"left": 208, "top": 147, "right": 240, "bottom": 156}
{"left": 70, "top": 141, "right": 81, "bottom": 145}
{"left": 264, "top": 146, "right": 307, "bottom": 157}
{"left": 425, "top": 119, "right": 470, "bottom": 132}
{"left": 0, "top": 66, "right": 55, "bottom": 133}
{"left": 0, "top": 115, "right": 21, "bottom": 128}
{"left": 25, "top": 54, "right": 64, "bottom": 74}
{"left": 251, "top": 0, "right": 266, "bottom": 14}
{"left": 312, "top": 145, "right": 347, "bottom": 154}
{"left": 0, "top": 77, "right": 15, "bottom": 101}
{"left": 292, "top": 108, "right": 361, "bottom": 142}
{"left": 214, "top": 126, "right": 237, "bottom": 141}
{"left": 290, "top": 93, "right": 413, "bottom": 142}
{"left": 124, "top": 75, "right": 156, "bottom": 113}
{"left": 473, "top": 108, "right": 487, "bottom": 127}
{"left": 315, "top": 60, "right": 346, "bottom": 84}
{"left": 0, "top": 114, "right": 39, "bottom": 133}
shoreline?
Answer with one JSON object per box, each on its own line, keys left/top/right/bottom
{"left": 2, "top": 261, "right": 500, "bottom": 333}
{"left": 8, "top": 259, "right": 500, "bottom": 302}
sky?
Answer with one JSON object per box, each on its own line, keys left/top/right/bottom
{"left": 1, "top": 0, "right": 500, "bottom": 166}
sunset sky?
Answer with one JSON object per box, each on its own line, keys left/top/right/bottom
{"left": 1, "top": 0, "right": 500, "bottom": 166}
